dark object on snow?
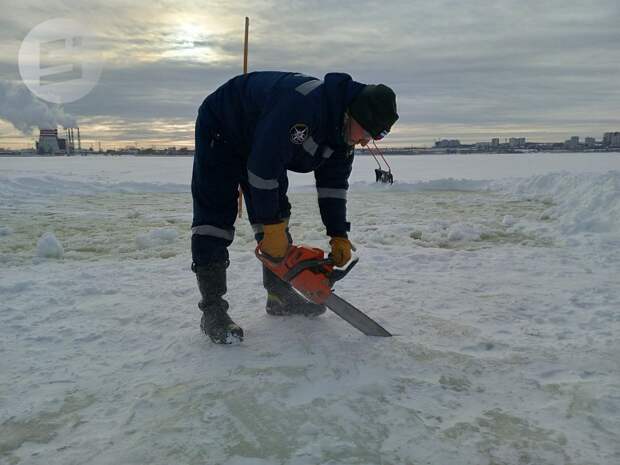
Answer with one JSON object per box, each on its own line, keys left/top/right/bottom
{"left": 263, "top": 266, "right": 326, "bottom": 316}
{"left": 193, "top": 261, "right": 244, "bottom": 344}
{"left": 375, "top": 168, "right": 394, "bottom": 184}
{"left": 257, "top": 244, "right": 392, "bottom": 337}
{"left": 368, "top": 141, "right": 394, "bottom": 184}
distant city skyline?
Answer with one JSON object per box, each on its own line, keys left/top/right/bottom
{"left": 4, "top": 129, "right": 618, "bottom": 154}
{"left": 1, "top": 1, "right": 619, "bottom": 149}
{"left": 3, "top": 127, "right": 620, "bottom": 151}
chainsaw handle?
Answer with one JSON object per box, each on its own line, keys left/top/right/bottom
{"left": 283, "top": 257, "right": 331, "bottom": 282}
{"left": 255, "top": 245, "right": 287, "bottom": 265}
{"left": 255, "top": 244, "right": 358, "bottom": 287}
{"left": 329, "top": 256, "right": 359, "bottom": 285}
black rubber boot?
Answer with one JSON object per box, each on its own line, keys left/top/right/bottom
{"left": 263, "top": 266, "right": 326, "bottom": 317}
{"left": 193, "top": 261, "right": 244, "bottom": 344}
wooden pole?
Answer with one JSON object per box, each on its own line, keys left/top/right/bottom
{"left": 243, "top": 16, "right": 249, "bottom": 74}
{"left": 238, "top": 16, "right": 249, "bottom": 219}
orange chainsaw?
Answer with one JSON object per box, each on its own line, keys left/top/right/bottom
{"left": 256, "top": 244, "right": 391, "bottom": 337}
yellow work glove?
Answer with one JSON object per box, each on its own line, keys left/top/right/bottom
{"left": 329, "top": 236, "right": 355, "bottom": 267}
{"left": 260, "top": 222, "right": 290, "bottom": 259}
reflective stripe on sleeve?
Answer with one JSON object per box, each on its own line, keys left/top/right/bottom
{"left": 302, "top": 136, "right": 318, "bottom": 156}
{"left": 317, "top": 188, "right": 347, "bottom": 200}
{"left": 294, "top": 79, "right": 323, "bottom": 96}
{"left": 248, "top": 169, "right": 279, "bottom": 190}
{"left": 321, "top": 147, "right": 334, "bottom": 159}
{"left": 191, "top": 225, "right": 235, "bottom": 240}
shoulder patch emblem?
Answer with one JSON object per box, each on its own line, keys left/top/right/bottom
{"left": 290, "top": 123, "right": 308, "bottom": 144}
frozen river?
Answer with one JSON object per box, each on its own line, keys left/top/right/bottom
{"left": 1, "top": 153, "right": 619, "bottom": 465}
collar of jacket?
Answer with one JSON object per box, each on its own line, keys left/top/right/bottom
{"left": 322, "top": 73, "right": 366, "bottom": 150}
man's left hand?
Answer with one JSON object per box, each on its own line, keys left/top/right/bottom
{"left": 329, "top": 236, "right": 355, "bottom": 267}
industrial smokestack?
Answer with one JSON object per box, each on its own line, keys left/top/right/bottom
{"left": 0, "top": 80, "right": 77, "bottom": 135}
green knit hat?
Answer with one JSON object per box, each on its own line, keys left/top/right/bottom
{"left": 348, "top": 84, "right": 398, "bottom": 139}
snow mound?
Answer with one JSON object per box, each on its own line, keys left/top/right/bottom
{"left": 136, "top": 228, "right": 178, "bottom": 249}
{"left": 493, "top": 171, "right": 620, "bottom": 236}
{"left": 343, "top": 171, "right": 620, "bottom": 239}
{"left": 415, "top": 220, "right": 482, "bottom": 245}
{"left": 502, "top": 215, "right": 516, "bottom": 227}
{"left": 36, "top": 232, "right": 64, "bottom": 258}
{"left": 447, "top": 224, "right": 482, "bottom": 241}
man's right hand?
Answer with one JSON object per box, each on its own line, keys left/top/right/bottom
{"left": 260, "top": 222, "right": 289, "bottom": 259}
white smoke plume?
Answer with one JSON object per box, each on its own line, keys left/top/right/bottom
{"left": 0, "top": 80, "right": 77, "bottom": 134}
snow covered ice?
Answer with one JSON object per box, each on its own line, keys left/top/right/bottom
{"left": 1, "top": 153, "right": 619, "bottom": 465}
{"left": 135, "top": 228, "right": 178, "bottom": 250}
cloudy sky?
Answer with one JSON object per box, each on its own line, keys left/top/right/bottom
{"left": 0, "top": 0, "right": 618, "bottom": 149}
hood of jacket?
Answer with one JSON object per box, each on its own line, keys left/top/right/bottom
{"left": 321, "top": 73, "right": 366, "bottom": 148}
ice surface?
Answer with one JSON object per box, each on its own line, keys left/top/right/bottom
{"left": 1, "top": 154, "right": 619, "bottom": 465}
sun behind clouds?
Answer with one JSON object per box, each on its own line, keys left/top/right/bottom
{"left": 161, "top": 14, "right": 238, "bottom": 64}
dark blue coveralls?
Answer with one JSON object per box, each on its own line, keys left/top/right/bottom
{"left": 191, "top": 71, "right": 366, "bottom": 265}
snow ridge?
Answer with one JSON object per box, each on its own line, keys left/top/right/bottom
{"left": 493, "top": 170, "right": 620, "bottom": 236}
{"left": 2, "top": 170, "right": 618, "bottom": 239}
